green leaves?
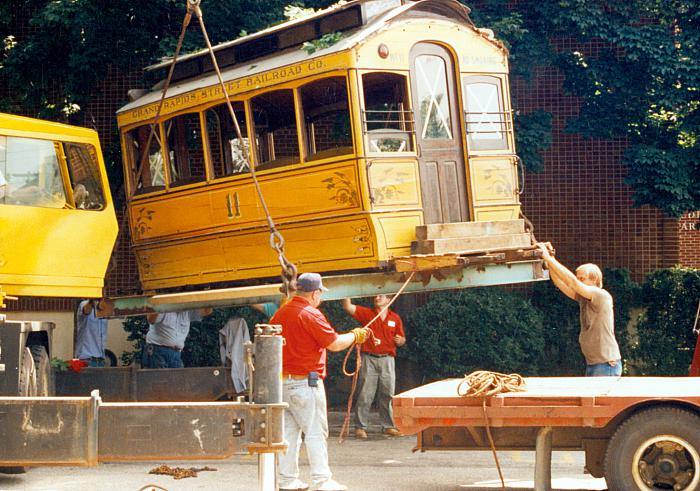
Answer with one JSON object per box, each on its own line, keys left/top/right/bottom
{"left": 469, "top": 0, "right": 700, "bottom": 216}
{"left": 404, "top": 288, "right": 546, "bottom": 380}
{"left": 302, "top": 32, "right": 343, "bottom": 54}
{"left": 624, "top": 145, "right": 699, "bottom": 218}
{"left": 633, "top": 267, "right": 700, "bottom": 375}
{"left": 528, "top": 0, "right": 700, "bottom": 215}
{"left": 514, "top": 109, "right": 552, "bottom": 173}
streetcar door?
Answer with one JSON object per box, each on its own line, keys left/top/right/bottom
{"left": 409, "top": 43, "right": 468, "bottom": 224}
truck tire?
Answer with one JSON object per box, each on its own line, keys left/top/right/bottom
{"left": 29, "top": 345, "right": 51, "bottom": 397}
{"left": 604, "top": 406, "right": 700, "bottom": 491}
{"left": 17, "top": 347, "right": 37, "bottom": 397}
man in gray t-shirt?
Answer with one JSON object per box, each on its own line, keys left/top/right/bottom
{"left": 143, "top": 308, "right": 212, "bottom": 368}
{"left": 537, "top": 243, "right": 622, "bottom": 376}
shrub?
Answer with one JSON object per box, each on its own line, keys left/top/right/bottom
{"left": 634, "top": 267, "right": 700, "bottom": 375}
{"left": 403, "top": 288, "right": 545, "bottom": 381}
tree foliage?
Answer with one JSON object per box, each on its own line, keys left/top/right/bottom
{"left": 633, "top": 267, "right": 700, "bottom": 375}
{"left": 1, "top": 0, "right": 296, "bottom": 119}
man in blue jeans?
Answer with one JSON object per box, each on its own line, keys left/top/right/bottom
{"left": 143, "top": 308, "right": 212, "bottom": 368}
{"left": 537, "top": 243, "right": 622, "bottom": 376}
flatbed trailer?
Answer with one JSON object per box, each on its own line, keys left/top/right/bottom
{"left": 394, "top": 377, "right": 700, "bottom": 491}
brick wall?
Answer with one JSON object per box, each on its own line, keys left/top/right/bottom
{"left": 513, "top": 38, "right": 686, "bottom": 282}
{"left": 679, "top": 211, "right": 700, "bottom": 268}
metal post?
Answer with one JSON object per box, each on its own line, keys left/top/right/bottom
{"left": 534, "top": 426, "right": 553, "bottom": 491}
{"left": 253, "top": 324, "right": 283, "bottom": 491}
{"left": 253, "top": 324, "right": 283, "bottom": 404}
{"left": 258, "top": 453, "right": 277, "bottom": 491}
{"left": 88, "top": 389, "right": 101, "bottom": 466}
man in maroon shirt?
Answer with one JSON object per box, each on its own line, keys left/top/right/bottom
{"left": 342, "top": 294, "right": 406, "bottom": 439}
{"left": 272, "top": 273, "right": 371, "bottom": 491}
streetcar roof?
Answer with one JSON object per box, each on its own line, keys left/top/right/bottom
{"left": 118, "top": 0, "right": 485, "bottom": 114}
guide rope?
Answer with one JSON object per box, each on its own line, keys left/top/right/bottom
{"left": 457, "top": 370, "right": 526, "bottom": 488}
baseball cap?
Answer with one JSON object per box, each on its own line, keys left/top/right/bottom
{"left": 297, "top": 272, "right": 329, "bottom": 292}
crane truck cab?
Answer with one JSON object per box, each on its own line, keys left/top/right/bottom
{"left": 0, "top": 113, "right": 118, "bottom": 397}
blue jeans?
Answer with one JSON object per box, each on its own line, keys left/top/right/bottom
{"left": 85, "top": 358, "right": 105, "bottom": 367}
{"left": 586, "top": 359, "right": 622, "bottom": 376}
{"left": 142, "top": 344, "right": 183, "bottom": 368}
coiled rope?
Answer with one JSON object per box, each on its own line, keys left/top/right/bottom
{"left": 457, "top": 370, "right": 526, "bottom": 489}
{"left": 457, "top": 370, "right": 525, "bottom": 398}
{"left": 338, "top": 271, "right": 415, "bottom": 443}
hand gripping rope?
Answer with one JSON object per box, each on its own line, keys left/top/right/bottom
{"left": 140, "top": 0, "right": 298, "bottom": 297}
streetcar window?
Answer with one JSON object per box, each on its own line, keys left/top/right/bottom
{"left": 463, "top": 75, "right": 508, "bottom": 151}
{"left": 164, "top": 112, "right": 207, "bottom": 187}
{"left": 362, "top": 72, "right": 413, "bottom": 153}
{"left": 251, "top": 89, "right": 300, "bottom": 169}
{"left": 300, "top": 76, "right": 352, "bottom": 160}
{"left": 205, "top": 101, "right": 250, "bottom": 178}
{"left": 126, "top": 124, "right": 166, "bottom": 194}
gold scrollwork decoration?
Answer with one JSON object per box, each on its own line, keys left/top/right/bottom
{"left": 322, "top": 172, "right": 359, "bottom": 207}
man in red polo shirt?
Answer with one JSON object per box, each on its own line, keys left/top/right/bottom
{"left": 342, "top": 294, "right": 405, "bottom": 439}
{"left": 272, "top": 272, "right": 371, "bottom": 491}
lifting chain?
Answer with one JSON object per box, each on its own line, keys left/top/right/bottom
{"left": 190, "top": 0, "right": 297, "bottom": 296}
{"left": 143, "top": 0, "right": 298, "bottom": 297}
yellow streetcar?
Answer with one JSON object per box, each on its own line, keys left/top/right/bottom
{"left": 117, "top": 0, "right": 532, "bottom": 293}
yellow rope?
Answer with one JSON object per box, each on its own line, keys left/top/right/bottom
{"left": 457, "top": 370, "right": 526, "bottom": 489}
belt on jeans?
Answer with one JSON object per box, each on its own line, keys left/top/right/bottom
{"left": 81, "top": 356, "right": 104, "bottom": 362}
{"left": 283, "top": 373, "right": 307, "bottom": 380}
{"left": 364, "top": 353, "right": 390, "bottom": 358}
{"left": 149, "top": 343, "right": 181, "bottom": 352}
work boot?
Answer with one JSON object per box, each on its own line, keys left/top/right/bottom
{"left": 311, "top": 478, "right": 348, "bottom": 491}
{"left": 383, "top": 427, "right": 403, "bottom": 437}
{"left": 279, "top": 478, "right": 309, "bottom": 490}
{"left": 354, "top": 428, "right": 368, "bottom": 439}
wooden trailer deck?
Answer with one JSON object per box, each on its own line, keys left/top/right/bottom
{"left": 394, "top": 377, "right": 700, "bottom": 435}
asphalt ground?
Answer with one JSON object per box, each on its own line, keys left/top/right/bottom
{"left": 0, "top": 412, "right": 608, "bottom": 491}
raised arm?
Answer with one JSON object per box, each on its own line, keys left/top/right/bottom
{"left": 537, "top": 243, "right": 596, "bottom": 300}
{"left": 342, "top": 298, "right": 356, "bottom": 316}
